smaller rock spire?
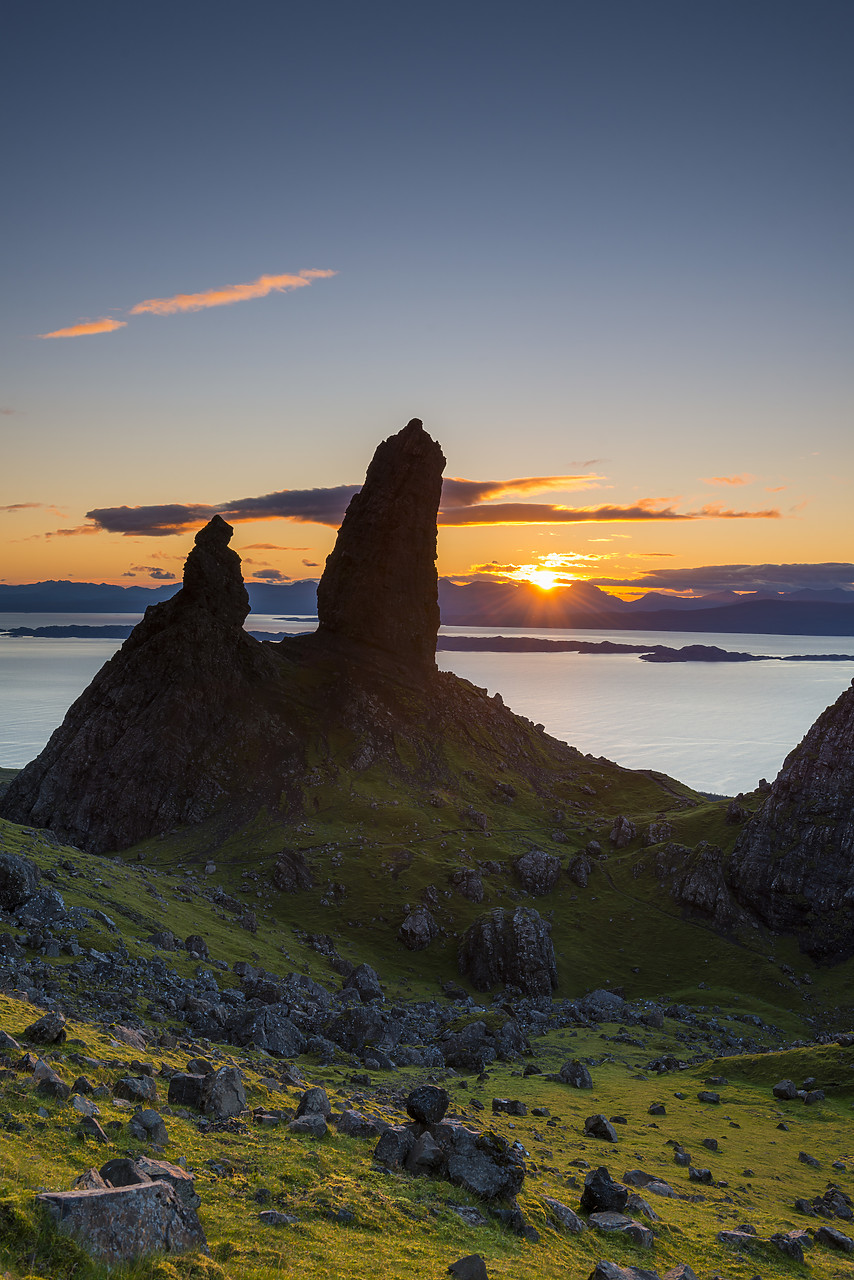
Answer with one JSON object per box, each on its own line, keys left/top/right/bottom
{"left": 178, "top": 514, "right": 249, "bottom": 627}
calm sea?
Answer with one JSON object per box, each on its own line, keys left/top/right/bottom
{"left": 1, "top": 614, "right": 852, "bottom": 795}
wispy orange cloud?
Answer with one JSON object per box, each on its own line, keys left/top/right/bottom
{"left": 129, "top": 269, "right": 336, "bottom": 316}
{"left": 37, "top": 317, "right": 127, "bottom": 339}
{"left": 438, "top": 500, "right": 781, "bottom": 525}
{"left": 702, "top": 473, "right": 755, "bottom": 486}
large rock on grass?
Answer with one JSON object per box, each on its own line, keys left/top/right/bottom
{"left": 458, "top": 907, "right": 557, "bottom": 997}
{"left": 36, "top": 1181, "right": 207, "bottom": 1263}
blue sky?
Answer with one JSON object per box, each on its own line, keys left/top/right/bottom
{"left": 2, "top": 0, "right": 852, "bottom": 592}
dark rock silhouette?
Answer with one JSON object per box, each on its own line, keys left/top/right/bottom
{"left": 729, "top": 678, "right": 854, "bottom": 959}
{"left": 0, "top": 417, "right": 681, "bottom": 882}
{"left": 316, "top": 418, "right": 445, "bottom": 668}
{"left": 0, "top": 515, "right": 281, "bottom": 852}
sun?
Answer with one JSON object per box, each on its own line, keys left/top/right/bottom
{"left": 525, "top": 568, "right": 559, "bottom": 591}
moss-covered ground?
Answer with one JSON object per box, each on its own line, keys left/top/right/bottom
{"left": 0, "top": 749, "right": 853, "bottom": 1279}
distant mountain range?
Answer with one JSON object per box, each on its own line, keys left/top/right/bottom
{"left": 1, "top": 577, "right": 853, "bottom": 634}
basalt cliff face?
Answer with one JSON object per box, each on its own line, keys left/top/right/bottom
{"left": 0, "top": 419, "right": 610, "bottom": 853}
{"left": 729, "top": 678, "right": 854, "bottom": 960}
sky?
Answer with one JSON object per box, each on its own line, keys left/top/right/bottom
{"left": 2, "top": 0, "right": 852, "bottom": 598}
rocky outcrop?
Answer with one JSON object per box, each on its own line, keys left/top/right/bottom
{"left": 1, "top": 418, "right": 683, "bottom": 855}
{"left": 316, "top": 418, "right": 445, "bottom": 669}
{"left": 0, "top": 516, "right": 282, "bottom": 852}
{"left": 729, "top": 679, "right": 854, "bottom": 959}
{"left": 458, "top": 907, "right": 558, "bottom": 997}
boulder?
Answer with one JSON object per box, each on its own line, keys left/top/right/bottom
{"left": 543, "top": 1197, "right": 585, "bottom": 1232}
{"left": 559, "top": 1059, "right": 593, "bottom": 1088}
{"left": 458, "top": 907, "right": 558, "bottom": 997}
{"left": 443, "top": 1127, "right": 526, "bottom": 1201}
{"left": 815, "top": 1225, "right": 854, "bottom": 1251}
{"left": 36, "top": 1182, "right": 207, "bottom": 1263}
{"left": 203, "top": 1066, "right": 246, "bottom": 1119}
{"left": 114, "top": 1076, "right": 158, "bottom": 1105}
{"left": 166, "top": 1067, "right": 245, "bottom": 1118}
{"left": 272, "top": 849, "right": 314, "bottom": 892}
{"left": 336, "top": 1110, "right": 385, "bottom": 1139}
{"left": 448, "top": 1257, "right": 488, "bottom": 1280}
{"left": 374, "top": 1126, "right": 415, "bottom": 1169}
{"left": 567, "top": 855, "right": 592, "bottom": 887}
{"left": 584, "top": 1115, "right": 619, "bottom": 1142}
{"left": 0, "top": 853, "right": 39, "bottom": 909}
{"left": 580, "top": 1166, "right": 629, "bottom": 1214}
{"left": 325, "top": 1005, "right": 385, "bottom": 1054}
{"left": 588, "top": 1262, "right": 661, "bottom": 1280}
{"left": 514, "top": 849, "right": 561, "bottom": 895}
{"left": 229, "top": 1005, "right": 306, "bottom": 1056}
{"left": 398, "top": 906, "right": 439, "bottom": 951}
{"left": 610, "top": 816, "right": 637, "bottom": 848}
{"left": 406, "top": 1085, "right": 449, "bottom": 1125}
{"left": 343, "top": 963, "right": 384, "bottom": 1003}
{"left": 128, "top": 1110, "right": 168, "bottom": 1145}
{"left": 289, "top": 1114, "right": 328, "bottom": 1138}
{"left": 295, "top": 1086, "right": 331, "bottom": 1118}
{"left": 184, "top": 934, "right": 209, "bottom": 958}
{"left": 24, "top": 1010, "right": 66, "bottom": 1044}
{"left": 133, "top": 1158, "right": 200, "bottom": 1209}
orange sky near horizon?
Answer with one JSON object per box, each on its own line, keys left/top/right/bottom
{"left": 1, "top": 453, "right": 848, "bottom": 599}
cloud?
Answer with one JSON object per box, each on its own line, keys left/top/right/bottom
{"left": 239, "top": 543, "right": 310, "bottom": 551}
{"left": 766, "top": 485, "right": 787, "bottom": 493}
{"left": 437, "top": 500, "right": 781, "bottom": 526}
{"left": 441, "top": 474, "right": 603, "bottom": 506}
{"left": 0, "top": 502, "right": 43, "bottom": 512}
{"left": 702, "top": 473, "right": 755, "bottom": 486}
{"left": 252, "top": 569, "right": 291, "bottom": 582}
{"left": 37, "top": 318, "right": 127, "bottom": 339}
{"left": 85, "top": 487, "right": 359, "bottom": 535}
{"left": 130, "top": 564, "right": 177, "bottom": 580}
{"left": 129, "top": 269, "right": 336, "bottom": 316}
{"left": 43, "top": 524, "right": 103, "bottom": 538}
{"left": 0, "top": 407, "right": 21, "bottom": 415}
{"left": 587, "top": 562, "right": 854, "bottom": 593}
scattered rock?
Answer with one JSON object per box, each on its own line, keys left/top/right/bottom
{"left": 584, "top": 1115, "right": 619, "bottom": 1142}
{"left": 559, "top": 1059, "right": 593, "bottom": 1088}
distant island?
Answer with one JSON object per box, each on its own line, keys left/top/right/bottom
{"left": 3, "top": 622, "right": 853, "bottom": 664}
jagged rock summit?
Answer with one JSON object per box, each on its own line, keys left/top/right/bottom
{"left": 729, "top": 677, "right": 854, "bottom": 960}
{"left": 317, "top": 418, "right": 445, "bottom": 668}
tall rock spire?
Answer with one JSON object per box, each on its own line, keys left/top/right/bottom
{"left": 315, "top": 418, "right": 446, "bottom": 668}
